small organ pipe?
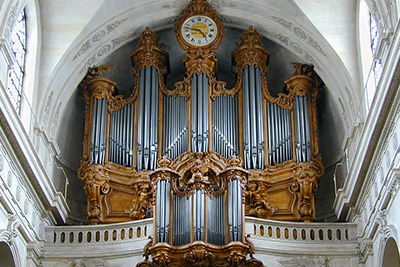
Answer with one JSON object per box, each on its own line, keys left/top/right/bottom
{"left": 249, "top": 66, "right": 257, "bottom": 167}
{"left": 303, "top": 96, "right": 311, "bottom": 161}
{"left": 255, "top": 67, "right": 264, "bottom": 168}
{"left": 137, "top": 69, "right": 145, "bottom": 170}
{"left": 243, "top": 68, "right": 251, "bottom": 168}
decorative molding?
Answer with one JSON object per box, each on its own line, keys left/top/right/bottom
{"left": 278, "top": 256, "right": 329, "bottom": 267}
{"left": 111, "top": 31, "right": 136, "bottom": 48}
{"left": 272, "top": 16, "right": 293, "bottom": 29}
{"left": 358, "top": 239, "right": 373, "bottom": 263}
{"left": 79, "top": 54, "right": 97, "bottom": 74}
{"left": 308, "top": 36, "right": 327, "bottom": 57}
{"left": 42, "top": 91, "right": 54, "bottom": 125}
{"left": 290, "top": 42, "right": 303, "bottom": 54}
{"left": 3, "top": 1, "right": 20, "bottom": 40}
{"left": 163, "top": 0, "right": 191, "bottom": 9}
{"left": 0, "top": 38, "right": 15, "bottom": 67}
{"left": 270, "top": 16, "right": 327, "bottom": 58}
{"left": 304, "top": 51, "right": 322, "bottom": 71}
{"left": 293, "top": 27, "right": 307, "bottom": 40}
{"left": 264, "top": 30, "right": 289, "bottom": 46}
{"left": 0, "top": 213, "right": 20, "bottom": 244}
{"left": 73, "top": 18, "right": 128, "bottom": 61}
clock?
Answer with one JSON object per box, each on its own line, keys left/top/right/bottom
{"left": 181, "top": 15, "right": 218, "bottom": 47}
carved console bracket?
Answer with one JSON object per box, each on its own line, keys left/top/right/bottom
{"left": 136, "top": 235, "right": 263, "bottom": 267}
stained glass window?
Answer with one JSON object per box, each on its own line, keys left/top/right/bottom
{"left": 7, "top": 9, "right": 27, "bottom": 113}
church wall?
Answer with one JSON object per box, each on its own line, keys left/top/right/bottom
{"left": 0, "top": 0, "right": 400, "bottom": 266}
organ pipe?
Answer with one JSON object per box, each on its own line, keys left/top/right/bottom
{"left": 156, "top": 180, "right": 170, "bottom": 243}
{"left": 191, "top": 74, "right": 209, "bottom": 153}
{"left": 136, "top": 67, "right": 159, "bottom": 171}
{"left": 212, "top": 95, "right": 238, "bottom": 158}
{"left": 79, "top": 26, "right": 323, "bottom": 238}
{"left": 90, "top": 98, "right": 108, "bottom": 165}
{"left": 242, "top": 66, "right": 265, "bottom": 169}
{"left": 163, "top": 96, "right": 188, "bottom": 159}
{"left": 294, "top": 95, "right": 311, "bottom": 162}
{"left": 108, "top": 104, "right": 134, "bottom": 166}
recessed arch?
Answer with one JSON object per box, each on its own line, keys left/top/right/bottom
{"left": 382, "top": 237, "right": 400, "bottom": 267}
{"left": 0, "top": 241, "right": 16, "bottom": 267}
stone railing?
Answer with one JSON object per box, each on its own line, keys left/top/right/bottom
{"left": 46, "top": 218, "right": 152, "bottom": 246}
{"left": 44, "top": 218, "right": 153, "bottom": 260}
{"left": 245, "top": 217, "right": 359, "bottom": 257}
{"left": 43, "top": 217, "right": 359, "bottom": 262}
{"left": 246, "top": 217, "right": 357, "bottom": 242}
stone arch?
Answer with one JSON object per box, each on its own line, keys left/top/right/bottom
{"left": 40, "top": 0, "right": 356, "bottom": 139}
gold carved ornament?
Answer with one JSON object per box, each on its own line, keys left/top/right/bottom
{"left": 138, "top": 154, "right": 263, "bottom": 267}
{"left": 174, "top": 0, "right": 225, "bottom": 53}
{"left": 136, "top": 236, "right": 263, "bottom": 267}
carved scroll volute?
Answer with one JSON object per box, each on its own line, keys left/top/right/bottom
{"left": 284, "top": 75, "right": 313, "bottom": 97}
{"left": 290, "top": 161, "right": 324, "bottom": 222}
{"left": 220, "top": 156, "right": 248, "bottom": 199}
{"left": 87, "top": 78, "right": 117, "bottom": 100}
{"left": 78, "top": 165, "right": 110, "bottom": 224}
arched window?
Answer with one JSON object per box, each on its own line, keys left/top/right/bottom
{"left": 359, "top": 0, "right": 382, "bottom": 110}
{"left": 7, "top": 9, "right": 27, "bottom": 113}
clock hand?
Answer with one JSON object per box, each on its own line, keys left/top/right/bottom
{"left": 184, "top": 27, "right": 207, "bottom": 38}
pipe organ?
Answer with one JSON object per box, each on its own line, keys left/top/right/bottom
{"left": 78, "top": 0, "right": 324, "bottom": 265}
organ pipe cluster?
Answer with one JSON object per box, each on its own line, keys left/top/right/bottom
{"left": 79, "top": 25, "right": 323, "bottom": 237}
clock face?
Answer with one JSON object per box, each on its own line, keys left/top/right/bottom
{"left": 181, "top": 15, "right": 218, "bottom": 47}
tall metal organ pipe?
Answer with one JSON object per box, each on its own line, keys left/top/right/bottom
{"left": 163, "top": 96, "right": 188, "bottom": 159}
{"left": 212, "top": 95, "right": 238, "bottom": 158}
{"left": 242, "top": 66, "right": 265, "bottom": 169}
{"left": 90, "top": 98, "right": 108, "bottom": 165}
{"left": 137, "top": 67, "right": 159, "bottom": 170}
{"left": 228, "top": 179, "right": 242, "bottom": 242}
{"left": 294, "top": 95, "right": 311, "bottom": 162}
{"left": 156, "top": 180, "right": 170, "bottom": 243}
{"left": 192, "top": 74, "right": 209, "bottom": 153}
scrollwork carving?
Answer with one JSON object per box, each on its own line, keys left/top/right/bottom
{"left": 151, "top": 152, "right": 247, "bottom": 199}
{"left": 136, "top": 236, "right": 263, "bottom": 267}
{"left": 174, "top": 0, "right": 226, "bottom": 52}
{"left": 246, "top": 182, "right": 278, "bottom": 218}
{"left": 124, "top": 183, "right": 153, "bottom": 220}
